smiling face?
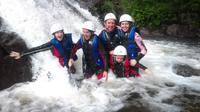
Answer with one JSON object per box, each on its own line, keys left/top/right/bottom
{"left": 120, "top": 21, "right": 130, "bottom": 32}
{"left": 54, "top": 30, "right": 64, "bottom": 41}
{"left": 115, "top": 55, "right": 125, "bottom": 63}
{"left": 82, "top": 28, "right": 92, "bottom": 40}
{"left": 104, "top": 19, "right": 116, "bottom": 32}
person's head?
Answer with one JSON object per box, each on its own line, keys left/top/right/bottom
{"left": 119, "top": 14, "right": 135, "bottom": 32}
{"left": 113, "top": 45, "right": 127, "bottom": 63}
{"left": 104, "top": 13, "right": 117, "bottom": 32}
{"left": 51, "top": 23, "right": 64, "bottom": 41}
{"left": 82, "top": 21, "right": 95, "bottom": 40}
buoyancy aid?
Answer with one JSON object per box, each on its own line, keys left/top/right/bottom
{"left": 101, "top": 28, "right": 123, "bottom": 52}
{"left": 123, "top": 26, "right": 140, "bottom": 59}
{"left": 110, "top": 55, "right": 130, "bottom": 77}
{"left": 80, "top": 34, "right": 104, "bottom": 67}
{"left": 50, "top": 33, "right": 74, "bottom": 66}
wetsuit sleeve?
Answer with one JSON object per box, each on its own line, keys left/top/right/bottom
{"left": 98, "top": 31, "right": 106, "bottom": 49}
{"left": 134, "top": 32, "right": 147, "bottom": 61}
{"left": 97, "top": 38, "right": 108, "bottom": 71}
{"left": 21, "top": 42, "right": 52, "bottom": 57}
{"left": 70, "top": 39, "right": 82, "bottom": 59}
{"left": 135, "top": 63, "right": 147, "bottom": 70}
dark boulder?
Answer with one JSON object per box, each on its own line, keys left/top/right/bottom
{"left": 173, "top": 64, "right": 200, "bottom": 77}
{"left": 0, "top": 31, "right": 32, "bottom": 90}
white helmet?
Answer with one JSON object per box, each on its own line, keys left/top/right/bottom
{"left": 50, "top": 23, "right": 63, "bottom": 35}
{"left": 113, "top": 45, "right": 127, "bottom": 55}
{"left": 82, "top": 21, "right": 95, "bottom": 32}
{"left": 119, "top": 14, "right": 135, "bottom": 23}
{"left": 104, "top": 13, "right": 116, "bottom": 21}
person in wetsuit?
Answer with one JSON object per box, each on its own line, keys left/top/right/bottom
{"left": 119, "top": 14, "right": 148, "bottom": 77}
{"left": 110, "top": 45, "right": 151, "bottom": 78}
{"left": 9, "top": 23, "right": 77, "bottom": 74}
{"left": 68, "top": 21, "right": 108, "bottom": 80}
{"left": 98, "top": 13, "right": 123, "bottom": 67}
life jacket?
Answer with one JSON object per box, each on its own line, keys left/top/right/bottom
{"left": 110, "top": 55, "right": 130, "bottom": 77}
{"left": 80, "top": 34, "right": 104, "bottom": 67}
{"left": 50, "top": 33, "right": 73, "bottom": 66}
{"left": 101, "top": 28, "right": 123, "bottom": 52}
{"left": 123, "top": 26, "right": 140, "bottom": 59}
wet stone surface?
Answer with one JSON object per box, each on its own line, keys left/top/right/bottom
{"left": 173, "top": 64, "right": 200, "bottom": 77}
{"left": 162, "top": 85, "right": 200, "bottom": 112}
{"left": 146, "top": 88, "right": 159, "bottom": 97}
{"left": 0, "top": 31, "right": 32, "bottom": 90}
{"left": 165, "top": 82, "right": 176, "bottom": 87}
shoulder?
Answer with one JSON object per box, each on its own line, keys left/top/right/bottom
{"left": 99, "top": 29, "right": 107, "bottom": 36}
{"left": 93, "top": 34, "right": 99, "bottom": 38}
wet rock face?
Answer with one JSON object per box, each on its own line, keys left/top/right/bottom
{"left": 0, "top": 17, "right": 2, "bottom": 28}
{"left": 75, "top": 0, "right": 101, "bottom": 9}
{"left": 166, "top": 24, "right": 200, "bottom": 39}
{"left": 0, "top": 32, "right": 32, "bottom": 90}
{"left": 162, "top": 85, "right": 200, "bottom": 112}
{"left": 173, "top": 64, "right": 200, "bottom": 77}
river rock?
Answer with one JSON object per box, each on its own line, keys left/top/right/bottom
{"left": 0, "top": 31, "right": 32, "bottom": 90}
{"left": 173, "top": 64, "right": 200, "bottom": 77}
{"left": 162, "top": 85, "right": 200, "bottom": 112}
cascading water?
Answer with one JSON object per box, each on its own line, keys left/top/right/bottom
{"left": 0, "top": 0, "right": 200, "bottom": 112}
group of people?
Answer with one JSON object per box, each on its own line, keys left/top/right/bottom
{"left": 10, "top": 13, "right": 151, "bottom": 82}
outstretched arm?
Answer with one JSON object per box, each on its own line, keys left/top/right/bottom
{"left": 10, "top": 42, "right": 52, "bottom": 59}
{"left": 135, "top": 63, "right": 152, "bottom": 75}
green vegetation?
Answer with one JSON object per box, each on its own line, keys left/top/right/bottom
{"left": 90, "top": 0, "right": 200, "bottom": 29}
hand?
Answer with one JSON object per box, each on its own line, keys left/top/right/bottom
{"left": 144, "top": 69, "right": 152, "bottom": 75}
{"left": 103, "top": 71, "right": 108, "bottom": 81}
{"left": 109, "top": 50, "right": 113, "bottom": 55}
{"left": 68, "top": 58, "right": 74, "bottom": 67}
{"left": 130, "top": 59, "right": 137, "bottom": 66}
{"left": 10, "top": 51, "right": 21, "bottom": 59}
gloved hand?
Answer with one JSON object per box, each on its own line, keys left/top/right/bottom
{"left": 130, "top": 59, "right": 137, "bottom": 66}
{"left": 10, "top": 51, "right": 21, "bottom": 59}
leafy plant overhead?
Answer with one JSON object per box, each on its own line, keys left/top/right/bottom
{"left": 90, "top": 0, "right": 200, "bottom": 29}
